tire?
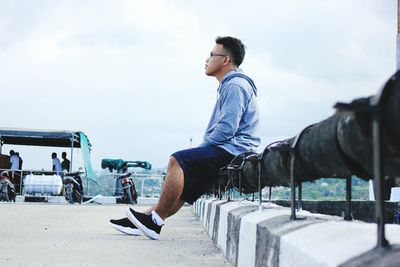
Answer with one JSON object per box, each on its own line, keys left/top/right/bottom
{"left": 8, "top": 186, "right": 16, "bottom": 202}
{"left": 3, "top": 188, "right": 9, "bottom": 202}
{"left": 73, "top": 190, "right": 83, "bottom": 204}
{"left": 131, "top": 182, "right": 138, "bottom": 203}
{"left": 124, "top": 185, "right": 135, "bottom": 205}
{"left": 66, "top": 186, "right": 74, "bottom": 204}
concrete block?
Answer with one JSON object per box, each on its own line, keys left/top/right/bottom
{"left": 256, "top": 214, "right": 327, "bottom": 267}
{"left": 280, "top": 221, "right": 400, "bottom": 267}
{"left": 226, "top": 204, "right": 259, "bottom": 265}
{"left": 218, "top": 201, "right": 243, "bottom": 256}
{"left": 208, "top": 200, "right": 228, "bottom": 238}
{"left": 202, "top": 198, "right": 216, "bottom": 228}
{"left": 237, "top": 208, "right": 289, "bottom": 267}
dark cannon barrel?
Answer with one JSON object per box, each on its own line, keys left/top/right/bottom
{"left": 258, "top": 115, "right": 360, "bottom": 189}
{"left": 230, "top": 71, "right": 400, "bottom": 194}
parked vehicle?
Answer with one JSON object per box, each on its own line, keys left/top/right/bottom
{"left": 101, "top": 159, "right": 151, "bottom": 204}
{"left": 0, "top": 128, "right": 97, "bottom": 200}
{"left": 63, "top": 171, "right": 84, "bottom": 204}
{"left": 0, "top": 171, "right": 16, "bottom": 202}
{"left": 115, "top": 172, "right": 138, "bottom": 204}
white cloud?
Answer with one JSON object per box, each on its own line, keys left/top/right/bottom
{"left": 0, "top": 0, "right": 396, "bottom": 169}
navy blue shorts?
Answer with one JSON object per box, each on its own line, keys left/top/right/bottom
{"left": 172, "top": 145, "right": 234, "bottom": 204}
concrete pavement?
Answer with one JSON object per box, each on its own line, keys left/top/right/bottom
{"left": 0, "top": 203, "right": 230, "bottom": 267}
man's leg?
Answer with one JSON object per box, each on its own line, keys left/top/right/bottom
{"left": 124, "top": 157, "right": 185, "bottom": 240}
{"left": 145, "top": 198, "right": 185, "bottom": 218}
{"left": 123, "top": 146, "right": 234, "bottom": 240}
{"left": 154, "top": 156, "right": 184, "bottom": 220}
{"left": 111, "top": 158, "right": 186, "bottom": 237}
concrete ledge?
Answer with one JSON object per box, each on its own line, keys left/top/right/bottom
{"left": 194, "top": 198, "right": 400, "bottom": 267}
{"left": 13, "top": 195, "right": 159, "bottom": 205}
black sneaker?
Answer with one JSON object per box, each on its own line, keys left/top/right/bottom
{"left": 125, "top": 208, "right": 162, "bottom": 240}
{"left": 109, "top": 217, "right": 141, "bottom": 236}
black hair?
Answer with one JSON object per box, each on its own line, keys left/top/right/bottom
{"left": 215, "top": 36, "right": 246, "bottom": 67}
{"left": 52, "top": 152, "right": 57, "bottom": 158}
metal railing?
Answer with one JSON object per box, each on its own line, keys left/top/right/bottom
{"left": 105, "top": 173, "right": 165, "bottom": 198}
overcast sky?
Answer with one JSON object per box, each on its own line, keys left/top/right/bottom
{"left": 0, "top": 0, "right": 397, "bottom": 171}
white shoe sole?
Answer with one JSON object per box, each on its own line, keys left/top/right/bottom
{"left": 109, "top": 222, "right": 142, "bottom": 236}
{"left": 125, "top": 208, "right": 160, "bottom": 240}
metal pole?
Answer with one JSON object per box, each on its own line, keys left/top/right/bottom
{"left": 290, "top": 152, "right": 296, "bottom": 220}
{"left": 258, "top": 158, "right": 262, "bottom": 210}
{"left": 70, "top": 138, "right": 74, "bottom": 172}
{"left": 297, "top": 181, "right": 302, "bottom": 211}
{"left": 397, "top": 0, "right": 400, "bottom": 70}
{"left": 268, "top": 187, "right": 272, "bottom": 203}
{"left": 86, "top": 176, "right": 89, "bottom": 196}
{"left": 372, "top": 112, "right": 389, "bottom": 248}
{"left": 218, "top": 179, "right": 222, "bottom": 199}
{"left": 141, "top": 179, "right": 144, "bottom": 197}
{"left": 344, "top": 176, "right": 352, "bottom": 221}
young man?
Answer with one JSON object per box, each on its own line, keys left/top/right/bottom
{"left": 110, "top": 36, "right": 260, "bottom": 240}
{"left": 61, "top": 152, "right": 71, "bottom": 172}
{"left": 9, "top": 150, "right": 21, "bottom": 192}
{"left": 51, "top": 153, "right": 63, "bottom": 174}
{"left": 9, "top": 150, "right": 20, "bottom": 171}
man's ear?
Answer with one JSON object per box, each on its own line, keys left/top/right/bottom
{"left": 223, "top": 56, "right": 232, "bottom": 66}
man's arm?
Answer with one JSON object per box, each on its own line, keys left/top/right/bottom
{"left": 204, "top": 84, "right": 249, "bottom": 145}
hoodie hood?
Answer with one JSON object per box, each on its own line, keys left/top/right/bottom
{"left": 219, "top": 70, "right": 258, "bottom": 96}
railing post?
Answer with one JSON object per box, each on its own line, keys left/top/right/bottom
{"left": 141, "top": 178, "right": 144, "bottom": 197}
{"left": 344, "top": 176, "right": 352, "bottom": 221}
{"left": 258, "top": 154, "right": 263, "bottom": 210}
{"left": 372, "top": 111, "right": 389, "bottom": 248}
{"left": 297, "top": 180, "right": 302, "bottom": 211}
{"left": 268, "top": 187, "right": 272, "bottom": 204}
{"left": 290, "top": 152, "right": 296, "bottom": 220}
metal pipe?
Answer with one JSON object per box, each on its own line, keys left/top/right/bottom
{"left": 372, "top": 112, "right": 389, "bottom": 248}
{"left": 239, "top": 171, "right": 242, "bottom": 200}
{"left": 290, "top": 152, "right": 296, "bottom": 220}
{"left": 297, "top": 181, "right": 303, "bottom": 211}
{"left": 70, "top": 138, "right": 74, "bottom": 172}
{"left": 86, "top": 176, "right": 89, "bottom": 196}
{"left": 344, "top": 176, "right": 352, "bottom": 221}
{"left": 268, "top": 187, "right": 272, "bottom": 204}
{"left": 258, "top": 156, "right": 262, "bottom": 210}
{"left": 397, "top": 0, "right": 400, "bottom": 70}
{"left": 141, "top": 179, "right": 144, "bottom": 197}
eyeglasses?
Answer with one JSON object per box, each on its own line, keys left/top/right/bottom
{"left": 209, "top": 52, "right": 228, "bottom": 58}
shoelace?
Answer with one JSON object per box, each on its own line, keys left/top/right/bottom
{"left": 151, "top": 215, "right": 158, "bottom": 225}
{"left": 150, "top": 213, "right": 164, "bottom": 226}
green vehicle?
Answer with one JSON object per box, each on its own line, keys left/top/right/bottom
{"left": 101, "top": 158, "right": 151, "bottom": 204}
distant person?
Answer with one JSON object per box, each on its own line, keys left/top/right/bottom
{"left": 9, "top": 150, "right": 20, "bottom": 170}
{"left": 9, "top": 150, "right": 21, "bottom": 193}
{"left": 15, "top": 152, "right": 23, "bottom": 170}
{"left": 61, "top": 152, "right": 70, "bottom": 172}
{"left": 109, "top": 36, "right": 260, "bottom": 240}
{"left": 51, "top": 153, "right": 63, "bottom": 175}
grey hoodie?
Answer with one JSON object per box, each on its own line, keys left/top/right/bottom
{"left": 200, "top": 70, "right": 261, "bottom": 155}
